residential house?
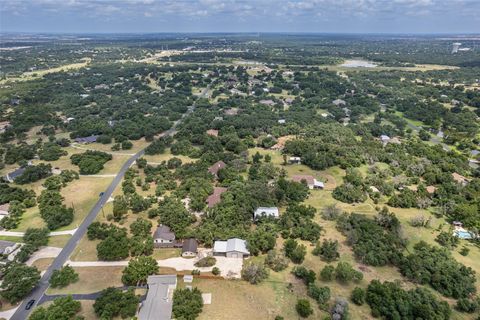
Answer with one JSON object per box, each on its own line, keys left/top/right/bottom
{"left": 288, "top": 156, "right": 301, "bottom": 164}
{"left": 0, "top": 203, "right": 10, "bottom": 220}
{"left": 0, "top": 240, "right": 18, "bottom": 255}
{"left": 181, "top": 238, "right": 198, "bottom": 257}
{"left": 292, "top": 175, "right": 324, "bottom": 189}
{"left": 254, "top": 207, "right": 279, "bottom": 219}
{"left": 452, "top": 172, "right": 470, "bottom": 186}
{"left": 206, "top": 187, "right": 227, "bottom": 208}
{"left": 208, "top": 161, "right": 226, "bottom": 178}
{"left": 138, "top": 275, "right": 177, "bottom": 320}
{"left": 206, "top": 129, "right": 219, "bottom": 137}
{"left": 74, "top": 135, "right": 99, "bottom": 144}
{"left": 259, "top": 99, "right": 275, "bottom": 106}
{"left": 332, "top": 99, "right": 346, "bottom": 106}
{"left": 4, "top": 167, "right": 26, "bottom": 183}
{"left": 153, "top": 225, "right": 177, "bottom": 248}
{"left": 278, "top": 119, "right": 286, "bottom": 124}
{"left": 213, "top": 238, "right": 250, "bottom": 258}
{"left": 380, "top": 135, "right": 390, "bottom": 144}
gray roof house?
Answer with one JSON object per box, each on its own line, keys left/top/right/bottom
{"left": 182, "top": 238, "right": 198, "bottom": 257}
{"left": 0, "top": 240, "right": 18, "bottom": 255}
{"left": 138, "top": 275, "right": 177, "bottom": 320}
{"left": 153, "top": 225, "right": 176, "bottom": 248}
{"left": 4, "top": 167, "right": 26, "bottom": 183}
{"left": 74, "top": 135, "right": 99, "bottom": 144}
{"left": 213, "top": 238, "right": 250, "bottom": 258}
{"left": 254, "top": 207, "right": 279, "bottom": 219}
{"left": 332, "top": 99, "right": 346, "bottom": 106}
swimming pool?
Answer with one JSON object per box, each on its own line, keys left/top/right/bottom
{"left": 455, "top": 230, "right": 474, "bottom": 239}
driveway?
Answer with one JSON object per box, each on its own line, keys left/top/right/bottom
{"left": 65, "top": 255, "right": 244, "bottom": 279}
{"left": 26, "top": 246, "right": 63, "bottom": 266}
{"left": 0, "top": 229, "right": 77, "bottom": 237}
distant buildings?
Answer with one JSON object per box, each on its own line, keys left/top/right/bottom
{"left": 254, "top": 207, "right": 279, "bottom": 219}
{"left": 206, "top": 129, "right": 219, "bottom": 137}
{"left": 74, "top": 135, "right": 99, "bottom": 144}
{"left": 288, "top": 156, "right": 301, "bottom": 164}
{"left": 332, "top": 99, "right": 346, "bottom": 106}
{"left": 208, "top": 161, "right": 226, "bottom": 178}
{"left": 452, "top": 42, "right": 462, "bottom": 54}
{"left": 291, "top": 175, "right": 324, "bottom": 189}
{"left": 4, "top": 167, "right": 26, "bottom": 183}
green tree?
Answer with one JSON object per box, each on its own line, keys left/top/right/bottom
{"left": 172, "top": 288, "right": 204, "bottom": 320}
{"left": 0, "top": 263, "right": 40, "bottom": 303}
{"left": 130, "top": 217, "right": 152, "bottom": 237}
{"left": 241, "top": 262, "right": 269, "bottom": 284}
{"left": 351, "top": 287, "right": 366, "bottom": 305}
{"left": 335, "top": 262, "right": 363, "bottom": 283}
{"left": 50, "top": 265, "right": 79, "bottom": 288}
{"left": 296, "top": 299, "right": 313, "bottom": 318}
{"left": 121, "top": 256, "right": 159, "bottom": 286}
{"left": 93, "top": 288, "right": 139, "bottom": 319}
{"left": 29, "top": 296, "right": 81, "bottom": 320}
{"left": 312, "top": 239, "right": 340, "bottom": 262}
{"left": 23, "top": 227, "right": 50, "bottom": 249}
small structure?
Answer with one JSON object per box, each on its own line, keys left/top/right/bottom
{"left": 183, "top": 275, "right": 193, "bottom": 283}
{"left": 138, "top": 275, "right": 177, "bottom": 320}
{"left": 208, "top": 161, "right": 226, "bottom": 178}
{"left": 213, "top": 238, "right": 250, "bottom": 258}
{"left": 288, "top": 156, "right": 301, "bottom": 164}
{"left": 206, "top": 129, "right": 219, "bottom": 137}
{"left": 426, "top": 186, "right": 436, "bottom": 194}
{"left": 182, "top": 238, "right": 198, "bottom": 257}
{"left": 224, "top": 108, "right": 238, "bottom": 116}
{"left": 0, "top": 240, "right": 18, "bottom": 255}
{"left": 332, "top": 99, "right": 346, "bottom": 106}
{"left": 74, "top": 135, "right": 99, "bottom": 144}
{"left": 380, "top": 135, "right": 390, "bottom": 144}
{"left": 206, "top": 187, "right": 227, "bottom": 208}
{"left": 452, "top": 221, "right": 463, "bottom": 228}
{"left": 4, "top": 167, "right": 26, "bottom": 183}
{"left": 259, "top": 99, "right": 275, "bottom": 106}
{"left": 0, "top": 203, "right": 10, "bottom": 220}
{"left": 254, "top": 207, "right": 279, "bottom": 219}
{"left": 278, "top": 119, "right": 286, "bottom": 124}
{"left": 153, "top": 225, "right": 177, "bottom": 248}
{"left": 452, "top": 172, "right": 470, "bottom": 186}
{"left": 292, "top": 175, "right": 324, "bottom": 189}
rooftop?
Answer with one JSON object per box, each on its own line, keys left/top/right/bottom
{"left": 214, "top": 238, "right": 250, "bottom": 254}
{"left": 154, "top": 225, "right": 176, "bottom": 241}
{"left": 208, "top": 161, "right": 226, "bottom": 176}
{"left": 138, "top": 275, "right": 177, "bottom": 320}
{"left": 206, "top": 187, "right": 227, "bottom": 208}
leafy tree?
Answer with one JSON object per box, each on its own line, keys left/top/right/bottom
{"left": 265, "top": 249, "right": 289, "bottom": 272}
{"left": 296, "top": 299, "right": 313, "bottom": 318}
{"left": 308, "top": 284, "right": 331, "bottom": 308}
{"left": 435, "top": 230, "right": 459, "bottom": 249}
{"left": 23, "top": 227, "right": 49, "bottom": 249}
{"left": 292, "top": 266, "right": 316, "bottom": 285}
{"left": 279, "top": 204, "right": 322, "bottom": 242}
{"left": 121, "top": 256, "right": 158, "bottom": 286}
{"left": 335, "top": 262, "right": 363, "bottom": 283}
{"left": 129, "top": 235, "right": 154, "bottom": 256}
{"left": 156, "top": 196, "right": 194, "bottom": 238}
{"left": 130, "top": 217, "right": 152, "bottom": 237}
{"left": 29, "top": 296, "right": 81, "bottom": 320}
{"left": 172, "top": 288, "right": 204, "bottom": 320}
{"left": 0, "top": 263, "right": 40, "bottom": 303}
{"left": 70, "top": 150, "right": 112, "bottom": 174}
{"left": 38, "top": 142, "right": 67, "bottom": 161}
{"left": 283, "top": 238, "right": 306, "bottom": 264}
{"left": 97, "top": 233, "right": 130, "bottom": 261}
{"left": 312, "top": 239, "right": 340, "bottom": 262}
{"left": 112, "top": 195, "right": 129, "bottom": 221}
{"left": 14, "top": 163, "right": 52, "bottom": 184}
{"left": 241, "top": 262, "right": 269, "bottom": 284}
{"left": 93, "top": 287, "right": 139, "bottom": 319}
{"left": 455, "top": 298, "right": 478, "bottom": 313}
{"left": 332, "top": 183, "right": 367, "bottom": 203}
{"left": 50, "top": 265, "right": 79, "bottom": 288}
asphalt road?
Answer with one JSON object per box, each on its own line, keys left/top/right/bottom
{"left": 11, "top": 87, "right": 208, "bottom": 320}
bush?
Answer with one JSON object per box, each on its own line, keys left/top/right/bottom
{"left": 308, "top": 284, "right": 331, "bottom": 308}
{"left": 296, "top": 299, "right": 313, "bottom": 318}
{"left": 283, "top": 239, "right": 306, "bottom": 264}
{"left": 460, "top": 247, "right": 470, "bottom": 256}
{"left": 194, "top": 256, "right": 216, "bottom": 268}
{"left": 265, "top": 250, "right": 289, "bottom": 272}
{"left": 320, "top": 265, "right": 335, "bottom": 281}
{"left": 212, "top": 267, "right": 220, "bottom": 275}
{"left": 331, "top": 297, "right": 349, "bottom": 320}
{"left": 455, "top": 298, "right": 478, "bottom": 313}
{"left": 335, "top": 262, "right": 363, "bottom": 283}
{"left": 292, "top": 266, "right": 316, "bottom": 285}
{"left": 435, "top": 231, "right": 459, "bottom": 249}
{"left": 50, "top": 265, "right": 79, "bottom": 288}
{"left": 241, "top": 262, "right": 269, "bottom": 284}
{"left": 321, "top": 204, "right": 342, "bottom": 220}
{"left": 312, "top": 239, "right": 340, "bottom": 262}
{"left": 351, "top": 287, "right": 365, "bottom": 305}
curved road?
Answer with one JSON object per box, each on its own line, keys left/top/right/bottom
{"left": 11, "top": 87, "right": 208, "bottom": 320}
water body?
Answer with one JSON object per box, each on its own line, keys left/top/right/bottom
{"left": 341, "top": 59, "right": 377, "bottom": 68}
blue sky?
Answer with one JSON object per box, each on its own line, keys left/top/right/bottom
{"left": 1, "top": 0, "right": 479, "bottom": 34}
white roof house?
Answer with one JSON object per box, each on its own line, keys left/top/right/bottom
{"left": 254, "top": 207, "right": 279, "bottom": 219}
{"left": 213, "top": 238, "right": 250, "bottom": 258}
{"left": 380, "top": 135, "right": 390, "bottom": 143}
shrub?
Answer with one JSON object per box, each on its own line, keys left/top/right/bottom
{"left": 194, "top": 256, "right": 216, "bottom": 268}
{"left": 212, "top": 267, "right": 220, "bottom": 275}
{"left": 292, "top": 266, "right": 316, "bottom": 285}
{"left": 331, "top": 297, "right": 349, "bottom": 320}
{"left": 312, "top": 239, "right": 340, "bottom": 262}
{"left": 283, "top": 239, "right": 306, "bottom": 264}
{"left": 172, "top": 288, "right": 203, "bottom": 319}
{"left": 455, "top": 298, "right": 478, "bottom": 313}
{"left": 265, "top": 250, "right": 289, "bottom": 272}
{"left": 320, "top": 265, "right": 335, "bottom": 281}
{"left": 308, "top": 284, "right": 331, "bottom": 308}
{"left": 460, "top": 247, "right": 470, "bottom": 256}
{"left": 335, "top": 262, "right": 363, "bottom": 283}
{"left": 351, "top": 287, "right": 365, "bottom": 305}
{"left": 296, "top": 299, "right": 313, "bottom": 318}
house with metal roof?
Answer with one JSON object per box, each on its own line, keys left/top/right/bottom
{"left": 74, "top": 135, "right": 99, "bottom": 144}
{"left": 213, "top": 238, "right": 250, "bottom": 258}
{"left": 254, "top": 207, "right": 279, "bottom": 220}
{"left": 4, "top": 167, "right": 26, "bottom": 183}
{"left": 138, "top": 275, "right": 177, "bottom": 320}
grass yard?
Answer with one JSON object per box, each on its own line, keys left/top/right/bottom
{"left": 32, "top": 258, "right": 54, "bottom": 272}
{"left": 48, "top": 235, "right": 71, "bottom": 248}
{"left": 143, "top": 148, "right": 196, "bottom": 164}
{"left": 151, "top": 248, "right": 181, "bottom": 260}
{"left": 47, "top": 266, "right": 124, "bottom": 295}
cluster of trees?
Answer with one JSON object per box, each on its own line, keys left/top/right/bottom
{"left": 172, "top": 288, "right": 204, "bottom": 320}
{"left": 29, "top": 296, "right": 81, "bottom": 320}
{"left": 38, "top": 189, "right": 74, "bottom": 230}
{"left": 70, "top": 150, "right": 112, "bottom": 174}
{"left": 50, "top": 265, "right": 79, "bottom": 288}
{"left": 0, "top": 263, "right": 40, "bottom": 303}
{"left": 0, "top": 183, "right": 36, "bottom": 229}
{"left": 93, "top": 287, "right": 139, "bottom": 319}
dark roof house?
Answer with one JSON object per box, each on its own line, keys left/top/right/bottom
{"left": 4, "top": 167, "right": 26, "bottom": 183}
{"left": 206, "top": 187, "right": 228, "bottom": 208}
{"left": 182, "top": 238, "right": 198, "bottom": 257}
{"left": 74, "top": 135, "right": 99, "bottom": 144}
{"left": 208, "top": 161, "right": 226, "bottom": 178}
{"left": 154, "top": 225, "right": 175, "bottom": 243}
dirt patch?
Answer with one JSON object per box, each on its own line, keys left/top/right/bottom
{"left": 323, "top": 174, "right": 337, "bottom": 190}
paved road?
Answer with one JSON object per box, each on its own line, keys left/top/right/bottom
{"left": 11, "top": 87, "right": 209, "bottom": 320}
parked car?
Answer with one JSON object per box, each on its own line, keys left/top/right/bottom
{"left": 26, "top": 299, "right": 35, "bottom": 310}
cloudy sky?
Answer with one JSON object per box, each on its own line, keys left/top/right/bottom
{"left": 1, "top": 0, "right": 479, "bottom": 34}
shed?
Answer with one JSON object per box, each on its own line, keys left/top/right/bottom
{"left": 254, "top": 207, "right": 279, "bottom": 219}
{"left": 182, "top": 238, "right": 198, "bottom": 257}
